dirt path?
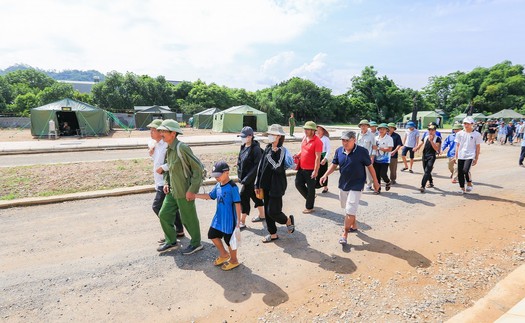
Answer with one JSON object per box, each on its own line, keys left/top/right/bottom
{"left": 1, "top": 143, "right": 524, "bottom": 322}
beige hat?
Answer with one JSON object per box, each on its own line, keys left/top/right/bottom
{"left": 316, "top": 125, "right": 330, "bottom": 138}
{"left": 266, "top": 124, "right": 286, "bottom": 136}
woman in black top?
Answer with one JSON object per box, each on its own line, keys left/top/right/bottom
{"left": 414, "top": 125, "right": 442, "bottom": 193}
{"left": 237, "top": 126, "right": 265, "bottom": 228}
{"left": 254, "top": 124, "right": 295, "bottom": 243}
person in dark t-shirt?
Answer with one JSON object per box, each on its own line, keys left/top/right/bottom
{"left": 414, "top": 125, "right": 442, "bottom": 193}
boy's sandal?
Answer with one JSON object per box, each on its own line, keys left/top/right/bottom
{"left": 339, "top": 237, "right": 347, "bottom": 245}
{"left": 213, "top": 255, "right": 230, "bottom": 266}
{"left": 287, "top": 215, "right": 295, "bottom": 234}
{"left": 221, "top": 261, "right": 240, "bottom": 271}
{"left": 262, "top": 234, "right": 279, "bottom": 243}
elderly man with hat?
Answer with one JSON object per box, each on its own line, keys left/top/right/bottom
{"left": 387, "top": 122, "right": 403, "bottom": 185}
{"left": 442, "top": 123, "right": 463, "bottom": 183}
{"left": 147, "top": 119, "right": 185, "bottom": 245}
{"left": 320, "top": 130, "right": 379, "bottom": 244}
{"left": 315, "top": 124, "right": 331, "bottom": 193}
{"left": 156, "top": 119, "right": 204, "bottom": 254}
{"left": 356, "top": 119, "right": 376, "bottom": 190}
{"left": 294, "top": 121, "right": 323, "bottom": 213}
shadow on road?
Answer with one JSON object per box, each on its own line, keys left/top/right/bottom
{"left": 381, "top": 192, "right": 436, "bottom": 206}
{"left": 275, "top": 230, "right": 357, "bottom": 275}
{"left": 162, "top": 241, "right": 289, "bottom": 306}
{"left": 463, "top": 192, "right": 525, "bottom": 207}
{"left": 345, "top": 231, "right": 432, "bottom": 268}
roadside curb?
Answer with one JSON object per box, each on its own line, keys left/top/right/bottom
{"left": 0, "top": 170, "right": 298, "bottom": 209}
{"left": 447, "top": 264, "right": 525, "bottom": 322}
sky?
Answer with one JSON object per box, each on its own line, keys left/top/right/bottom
{"left": 1, "top": 0, "right": 524, "bottom": 95}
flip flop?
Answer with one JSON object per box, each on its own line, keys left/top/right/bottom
{"left": 213, "top": 255, "right": 230, "bottom": 266}
{"left": 221, "top": 261, "right": 240, "bottom": 271}
{"left": 262, "top": 234, "right": 279, "bottom": 243}
{"left": 302, "top": 208, "right": 314, "bottom": 214}
{"left": 287, "top": 215, "right": 295, "bottom": 234}
{"left": 348, "top": 228, "right": 358, "bottom": 233}
{"left": 251, "top": 216, "right": 265, "bottom": 222}
{"left": 339, "top": 237, "right": 347, "bottom": 245}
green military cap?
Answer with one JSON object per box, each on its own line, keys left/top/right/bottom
{"left": 157, "top": 119, "right": 183, "bottom": 134}
{"left": 303, "top": 121, "right": 317, "bottom": 130}
{"left": 146, "top": 119, "right": 163, "bottom": 129}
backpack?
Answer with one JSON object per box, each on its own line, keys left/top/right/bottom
{"left": 176, "top": 142, "right": 207, "bottom": 181}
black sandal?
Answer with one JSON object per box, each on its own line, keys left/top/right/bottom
{"left": 287, "top": 215, "right": 295, "bottom": 233}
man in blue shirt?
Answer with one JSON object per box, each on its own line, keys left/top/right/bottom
{"left": 442, "top": 123, "right": 463, "bottom": 183}
{"left": 320, "top": 131, "right": 379, "bottom": 245}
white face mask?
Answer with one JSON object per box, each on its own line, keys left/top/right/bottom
{"left": 241, "top": 137, "right": 247, "bottom": 144}
{"left": 267, "top": 135, "right": 276, "bottom": 143}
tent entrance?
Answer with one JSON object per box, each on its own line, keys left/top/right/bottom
{"left": 243, "top": 115, "right": 257, "bottom": 131}
{"left": 56, "top": 111, "right": 79, "bottom": 136}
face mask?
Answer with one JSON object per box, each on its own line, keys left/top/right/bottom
{"left": 241, "top": 137, "right": 247, "bottom": 144}
{"left": 267, "top": 135, "right": 276, "bottom": 143}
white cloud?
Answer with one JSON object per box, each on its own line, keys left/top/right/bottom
{"left": 289, "top": 53, "right": 327, "bottom": 76}
{"left": 342, "top": 21, "right": 389, "bottom": 43}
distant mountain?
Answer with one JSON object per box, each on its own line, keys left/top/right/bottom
{"left": 0, "top": 64, "right": 105, "bottom": 82}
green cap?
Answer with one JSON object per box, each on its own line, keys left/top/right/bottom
{"left": 387, "top": 122, "right": 397, "bottom": 129}
{"left": 358, "top": 119, "right": 370, "bottom": 126}
{"left": 146, "top": 119, "right": 163, "bottom": 129}
{"left": 377, "top": 123, "right": 389, "bottom": 129}
{"left": 303, "top": 121, "right": 317, "bottom": 130}
{"left": 157, "top": 119, "right": 183, "bottom": 134}
{"left": 369, "top": 121, "right": 378, "bottom": 127}
{"left": 452, "top": 124, "right": 463, "bottom": 130}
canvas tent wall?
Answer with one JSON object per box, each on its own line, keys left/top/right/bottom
{"left": 212, "top": 105, "right": 268, "bottom": 133}
{"left": 30, "top": 98, "right": 109, "bottom": 137}
{"left": 193, "top": 107, "right": 221, "bottom": 129}
{"left": 453, "top": 113, "right": 486, "bottom": 123}
{"left": 487, "top": 109, "right": 524, "bottom": 120}
{"left": 403, "top": 111, "right": 442, "bottom": 128}
{"left": 134, "top": 105, "right": 176, "bottom": 129}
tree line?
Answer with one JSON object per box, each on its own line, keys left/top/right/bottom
{"left": 1, "top": 61, "right": 524, "bottom": 125}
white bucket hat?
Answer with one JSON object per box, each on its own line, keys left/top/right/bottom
{"left": 266, "top": 124, "right": 286, "bottom": 136}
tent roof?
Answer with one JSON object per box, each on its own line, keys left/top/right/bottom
{"left": 219, "top": 105, "right": 266, "bottom": 115}
{"left": 403, "top": 111, "right": 440, "bottom": 119}
{"left": 136, "top": 105, "right": 173, "bottom": 114}
{"left": 134, "top": 105, "right": 170, "bottom": 112}
{"left": 194, "top": 107, "right": 221, "bottom": 116}
{"left": 31, "top": 98, "right": 101, "bottom": 111}
{"left": 488, "top": 109, "right": 524, "bottom": 119}
{"left": 453, "top": 113, "right": 487, "bottom": 120}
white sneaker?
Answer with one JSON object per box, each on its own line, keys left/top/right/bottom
{"left": 466, "top": 186, "right": 473, "bottom": 192}
{"left": 457, "top": 190, "right": 465, "bottom": 195}
{"left": 366, "top": 186, "right": 373, "bottom": 191}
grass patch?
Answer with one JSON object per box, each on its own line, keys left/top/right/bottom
{"left": 1, "top": 193, "right": 18, "bottom": 200}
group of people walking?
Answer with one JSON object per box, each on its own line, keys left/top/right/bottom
{"left": 143, "top": 114, "right": 494, "bottom": 270}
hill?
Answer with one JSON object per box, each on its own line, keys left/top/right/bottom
{"left": 0, "top": 64, "right": 105, "bottom": 82}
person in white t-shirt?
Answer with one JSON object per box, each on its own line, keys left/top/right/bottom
{"left": 147, "top": 119, "right": 185, "bottom": 243}
{"left": 373, "top": 123, "right": 394, "bottom": 194}
{"left": 454, "top": 117, "right": 482, "bottom": 194}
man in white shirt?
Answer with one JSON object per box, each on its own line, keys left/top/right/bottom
{"left": 356, "top": 119, "right": 376, "bottom": 190}
{"left": 454, "top": 117, "right": 482, "bottom": 194}
{"left": 401, "top": 121, "right": 419, "bottom": 173}
{"left": 147, "top": 119, "right": 184, "bottom": 243}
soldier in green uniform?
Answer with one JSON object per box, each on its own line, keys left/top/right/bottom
{"left": 289, "top": 112, "right": 296, "bottom": 137}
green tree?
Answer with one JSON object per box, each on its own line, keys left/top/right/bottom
{"left": 10, "top": 92, "right": 39, "bottom": 116}
{"left": 37, "top": 82, "right": 75, "bottom": 105}
{"left": 4, "top": 69, "right": 54, "bottom": 91}
{"left": 346, "top": 66, "right": 411, "bottom": 122}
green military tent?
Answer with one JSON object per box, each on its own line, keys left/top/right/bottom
{"left": 487, "top": 109, "right": 524, "bottom": 120}
{"left": 212, "top": 105, "right": 268, "bottom": 133}
{"left": 30, "top": 98, "right": 110, "bottom": 137}
{"left": 193, "top": 107, "right": 221, "bottom": 129}
{"left": 134, "top": 105, "right": 176, "bottom": 129}
{"left": 403, "top": 111, "right": 442, "bottom": 128}
{"left": 453, "top": 113, "right": 486, "bottom": 123}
